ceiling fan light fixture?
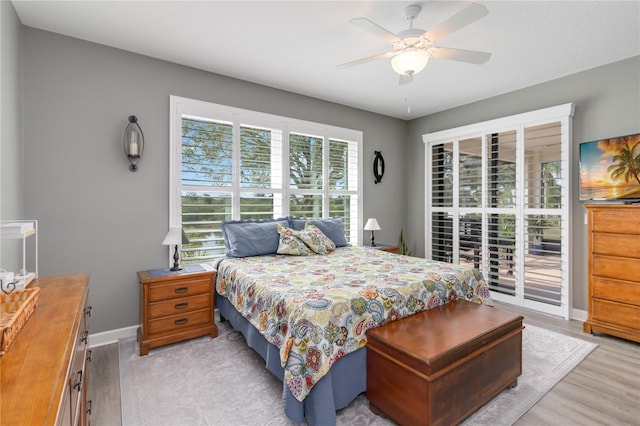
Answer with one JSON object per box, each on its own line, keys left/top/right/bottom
{"left": 391, "top": 48, "right": 429, "bottom": 76}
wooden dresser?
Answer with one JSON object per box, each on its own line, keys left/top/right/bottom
{"left": 137, "top": 268, "right": 217, "bottom": 355}
{"left": 1, "top": 273, "right": 91, "bottom": 425}
{"left": 584, "top": 205, "right": 640, "bottom": 342}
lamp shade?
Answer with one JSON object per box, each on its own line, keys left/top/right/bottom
{"left": 391, "top": 48, "right": 430, "bottom": 76}
{"left": 162, "top": 228, "right": 189, "bottom": 245}
{"left": 364, "top": 218, "right": 381, "bottom": 231}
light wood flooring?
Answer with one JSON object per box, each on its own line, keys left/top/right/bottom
{"left": 88, "top": 304, "right": 640, "bottom": 425}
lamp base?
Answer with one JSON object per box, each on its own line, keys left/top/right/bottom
{"left": 170, "top": 244, "right": 182, "bottom": 271}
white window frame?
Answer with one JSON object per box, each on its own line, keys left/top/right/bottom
{"left": 169, "top": 96, "right": 364, "bottom": 259}
{"left": 423, "top": 103, "right": 575, "bottom": 319}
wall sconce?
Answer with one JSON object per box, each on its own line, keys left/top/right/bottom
{"left": 123, "top": 115, "right": 144, "bottom": 172}
{"left": 373, "top": 151, "right": 385, "bottom": 184}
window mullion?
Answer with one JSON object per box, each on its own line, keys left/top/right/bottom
{"left": 323, "top": 132, "right": 330, "bottom": 217}
{"left": 232, "top": 117, "right": 241, "bottom": 220}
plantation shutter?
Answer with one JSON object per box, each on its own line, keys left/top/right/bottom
{"left": 239, "top": 124, "right": 282, "bottom": 220}
{"left": 430, "top": 142, "right": 454, "bottom": 263}
{"left": 424, "top": 103, "right": 573, "bottom": 319}
{"left": 171, "top": 96, "right": 362, "bottom": 264}
{"left": 523, "top": 122, "right": 564, "bottom": 306}
{"left": 328, "top": 138, "right": 359, "bottom": 242}
{"left": 485, "top": 130, "right": 517, "bottom": 297}
{"left": 181, "top": 117, "right": 234, "bottom": 261}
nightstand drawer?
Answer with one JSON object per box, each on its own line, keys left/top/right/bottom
{"left": 148, "top": 277, "right": 211, "bottom": 302}
{"left": 148, "top": 309, "right": 212, "bottom": 335}
{"left": 149, "top": 293, "right": 212, "bottom": 319}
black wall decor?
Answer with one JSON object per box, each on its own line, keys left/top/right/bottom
{"left": 373, "top": 151, "right": 385, "bottom": 184}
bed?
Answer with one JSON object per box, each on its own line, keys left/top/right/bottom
{"left": 213, "top": 217, "right": 492, "bottom": 425}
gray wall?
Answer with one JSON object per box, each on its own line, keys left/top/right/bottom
{"left": 0, "top": 1, "right": 23, "bottom": 270}
{"left": 20, "top": 28, "right": 407, "bottom": 333}
{"left": 8, "top": 18, "right": 639, "bottom": 332}
{"left": 406, "top": 56, "right": 640, "bottom": 312}
{"left": 1, "top": 1, "right": 22, "bottom": 220}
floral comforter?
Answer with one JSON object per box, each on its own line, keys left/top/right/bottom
{"left": 215, "top": 246, "right": 491, "bottom": 402}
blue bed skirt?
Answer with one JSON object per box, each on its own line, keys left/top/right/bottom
{"left": 216, "top": 293, "right": 367, "bottom": 425}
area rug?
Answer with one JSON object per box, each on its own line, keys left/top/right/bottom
{"left": 119, "top": 322, "right": 597, "bottom": 426}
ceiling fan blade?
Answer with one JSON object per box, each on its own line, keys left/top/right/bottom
{"left": 350, "top": 18, "right": 402, "bottom": 43}
{"left": 399, "top": 74, "right": 414, "bottom": 85}
{"left": 431, "top": 47, "right": 491, "bottom": 64}
{"left": 423, "top": 3, "right": 489, "bottom": 42}
{"left": 337, "top": 51, "right": 396, "bottom": 68}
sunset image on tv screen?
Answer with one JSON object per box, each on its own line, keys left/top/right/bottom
{"left": 579, "top": 133, "right": 640, "bottom": 200}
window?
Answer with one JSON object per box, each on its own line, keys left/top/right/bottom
{"left": 424, "top": 103, "right": 574, "bottom": 319}
{"left": 170, "top": 96, "right": 362, "bottom": 263}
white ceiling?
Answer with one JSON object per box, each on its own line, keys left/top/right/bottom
{"left": 12, "top": 1, "right": 640, "bottom": 120}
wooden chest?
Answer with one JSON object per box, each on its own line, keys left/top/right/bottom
{"left": 366, "top": 300, "right": 524, "bottom": 426}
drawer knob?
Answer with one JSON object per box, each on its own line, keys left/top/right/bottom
{"left": 175, "top": 302, "right": 189, "bottom": 309}
{"left": 81, "top": 330, "right": 89, "bottom": 345}
{"left": 174, "top": 287, "right": 188, "bottom": 293}
{"left": 175, "top": 318, "right": 188, "bottom": 325}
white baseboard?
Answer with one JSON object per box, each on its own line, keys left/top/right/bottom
{"left": 571, "top": 308, "right": 587, "bottom": 322}
{"left": 89, "top": 325, "right": 138, "bottom": 348}
{"left": 90, "top": 308, "right": 587, "bottom": 348}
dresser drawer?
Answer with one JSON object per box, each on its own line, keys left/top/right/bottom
{"left": 592, "top": 233, "right": 640, "bottom": 258}
{"left": 148, "top": 309, "right": 212, "bottom": 335}
{"left": 592, "top": 276, "right": 640, "bottom": 306}
{"left": 148, "top": 276, "right": 211, "bottom": 302}
{"left": 148, "top": 293, "right": 211, "bottom": 319}
{"left": 591, "top": 208, "right": 640, "bottom": 234}
{"left": 592, "top": 298, "right": 640, "bottom": 330}
{"left": 592, "top": 255, "right": 640, "bottom": 282}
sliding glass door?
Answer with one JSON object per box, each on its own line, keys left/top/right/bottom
{"left": 424, "top": 104, "right": 574, "bottom": 319}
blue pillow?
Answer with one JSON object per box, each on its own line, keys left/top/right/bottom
{"left": 221, "top": 218, "right": 289, "bottom": 257}
{"left": 287, "top": 217, "right": 349, "bottom": 247}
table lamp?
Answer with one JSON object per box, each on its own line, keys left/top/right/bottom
{"left": 364, "top": 218, "right": 381, "bottom": 246}
{"left": 162, "top": 227, "right": 190, "bottom": 271}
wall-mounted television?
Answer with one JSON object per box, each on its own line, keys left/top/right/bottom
{"left": 579, "top": 133, "right": 640, "bottom": 201}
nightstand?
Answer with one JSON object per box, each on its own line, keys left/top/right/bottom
{"left": 137, "top": 266, "right": 217, "bottom": 356}
{"left": 364, "top": 244, "right": 399, "bottom": 254}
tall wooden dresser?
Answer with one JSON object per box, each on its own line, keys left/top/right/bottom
{"left": 584, "top": 205, "right": 640, "bottom": 342}
{"left": 1, "top": 273, "right": 91, "bottom": 425}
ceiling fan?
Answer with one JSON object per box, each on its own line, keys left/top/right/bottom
{"left": 338, "top": 3, "right": 492, "bottom": 85}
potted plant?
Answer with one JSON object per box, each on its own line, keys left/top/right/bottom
{"left": 399, "top": 228, "right": 412, "bottom": 256}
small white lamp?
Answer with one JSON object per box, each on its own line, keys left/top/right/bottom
{"left": 162, "top": 227, "right": 190, "bottom": 271}
{"left": 364, "top": 218, "right": 381, "bottom": 246}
